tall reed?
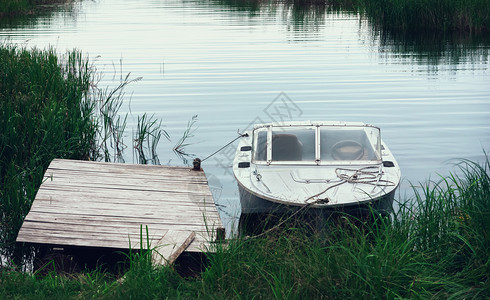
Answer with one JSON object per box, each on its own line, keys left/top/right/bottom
{"left": 0, "top": 46, "right": 97, "bottom": 264}
{"left": 94, "top": 73, "right": 142, "bottom": 163}
{"left": 133, "top": 113, "right": 168, "bottom": 165}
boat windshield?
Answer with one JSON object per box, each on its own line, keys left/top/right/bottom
{"left": 253, "top": 125, "right": 382, "bottom": 164}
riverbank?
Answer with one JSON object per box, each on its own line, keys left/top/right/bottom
{"left": 1, "top": 43, "right": 489, "bottom": 299}
{"left": 1, "top": 158, "right": 489, "bottom": 298}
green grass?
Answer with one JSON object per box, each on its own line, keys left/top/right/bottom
{"left": 0, "top": 45, "right": 98, "bottom": 263}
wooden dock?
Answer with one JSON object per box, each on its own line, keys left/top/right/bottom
{"left": 16, "top": 159, "right": 223, "bottom": 262}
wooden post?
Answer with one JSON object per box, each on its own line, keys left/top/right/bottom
{"left": 216, "top": 227, "right": 225, "bottom": 241}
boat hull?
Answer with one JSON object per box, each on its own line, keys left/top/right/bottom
{"left": 238, "top": 183, "right": 396, "bottom": 216}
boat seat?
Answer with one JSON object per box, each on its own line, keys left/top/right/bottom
{"left": 272, "top": 134, "right": 303, "bottom": 161}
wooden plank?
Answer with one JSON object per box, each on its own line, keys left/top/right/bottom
{"left": 17, "top": 226, "right": 209, "bottom": 250}
{"left": 43, "top": 168, "right": 208, "bottom": 182}
{"left": 152, "top": 231, "right": 196, "bottom": 266}
{"left": 20, "top": 219, "right": 221, "bottom": 234}
{"left": 21, "top": 211, "right": 221, "bottom": 226}
{"left": 45, "top": 166, "right": 201, "bottom": 178}
{"left": 27, "top": 201, "right": 217, "bottom": 216}
{"left": 24, "top": 202, "right": 220, "bottom": 218}
{"left": 40, "top": 180, "right": 212, "bottom": 196}
{"left": 30, "top": 195, "right": 213, "bottom": 210}
{"left": 20, "top": 215, "right": 221, "bottom": 231}
{"left": 18, "top": 220, "right": 212, "bottom": 236}
{"left": 21, "top": 210, "right": 220, "bottom": 223}
{"left": 34, "top": 190, "right": 211, "bottom": 204}
{"left": 17, "top": 228, "right": 209, "bottom": 252}
{"left": 34, "top": 187, "right": 214, "bottom": 204}
{"left": 47, "top": 159, "right": 198, "bottom": 176}
{"left": 42, "top": 169, "right": 209, "bottom": 186}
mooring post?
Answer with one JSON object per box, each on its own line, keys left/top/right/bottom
{"left": 216, "top": 227, "right": 225, "bottom": 241}
{"left": 192, "top": 158, "right": 202, "bottom": 171}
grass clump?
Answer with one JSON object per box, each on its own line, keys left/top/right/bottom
{"left": 0, "top": 45, "right": 97, "bottom": 262}
{"left": 201, "top": 156, "right": 489, "bottom": 298}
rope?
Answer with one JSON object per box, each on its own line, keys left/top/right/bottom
{"left": 304, "top": 166, "right": 396, "bottom": 204}
{"left": 335, "top": 166, "right": 396, "bottom": 187}
{"left": 201, "top": 131, "right": 248, "bottom": 162}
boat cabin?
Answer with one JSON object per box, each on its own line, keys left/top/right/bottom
{"left": 252, "top": 123, "right": 382, "bottom": 165}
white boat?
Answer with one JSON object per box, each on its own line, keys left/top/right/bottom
{"left": 233, "top": 121, "right": 401, "bottom": 215}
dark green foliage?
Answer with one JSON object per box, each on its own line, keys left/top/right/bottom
{"left": 0, "top": 0, "right": 69, "bottom": 15}
{"left": 356, "top": 0, "right": 490, "bottom": 33}
{"left": 0, "top": 46, "right": 97, "bottom": 261}
{"left": 0, "top": 0, "right": 29, "bottom": 15}
{"left": 205, "top": 0, "right": 490, "bottom": 33}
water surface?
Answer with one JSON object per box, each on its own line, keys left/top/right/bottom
{"left": 2, "top": 0, "right": 489, "bottom": 232}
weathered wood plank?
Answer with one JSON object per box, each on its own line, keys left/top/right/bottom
{"left": 42, "top": 168, "right": 209, "bottom": 185}
{"left": 18, "top": 214, "right": 219, "bottom": 231}
{"left": 18, "top": 220, "right": 214, "bottom": 235}
{"left": 24, "top": 200, "right": 219, "bottom": 215}
{"left": 40, "top": 179, "right": 212, "bottom": 196}
{"left": 29, "top": 200, "right": 216, "bottom": 214}
{"left": 35, "top": 187, "right": 214, "bottom": 204}
{"left": 17, "top": 223, "right": 208, "bottom": 244}
{"left": 21, "top": 211, "right": 221, "bottom": 226}
{"left": 22, "top": 212, "right": 222, "bottom": 228}
{"left": 18, "top": 236, "right": 212, "bottom": 252}
{"left": 17, "top": 227, "right": 210, "bottom": 251}
{"left": 48, "top": 159, "right": 198, "bottom": 176}
{"left": 43, "top": 167, "right": 208, "bottom": 182}
{"left": 152, "top": 231, "right": 196, "bottom": 266}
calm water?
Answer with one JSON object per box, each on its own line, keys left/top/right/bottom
{"left": 2, "top": 0, "right": 489, "bottom": 232}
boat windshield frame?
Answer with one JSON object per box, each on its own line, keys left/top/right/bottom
{"left": 251, "top": 123, "right": 382, "bottom": 165}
